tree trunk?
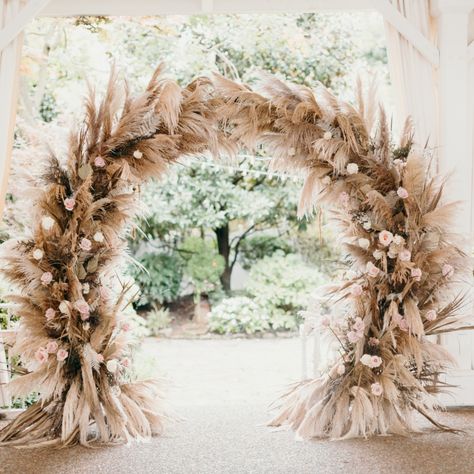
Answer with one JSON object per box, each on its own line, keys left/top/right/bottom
{"left": 215, "top": 224, "right": 232, "bottom": 292}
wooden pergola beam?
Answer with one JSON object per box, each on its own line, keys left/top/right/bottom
{"left": 40, "top": 0, "right": 375, "bottom": 16}
{"left": 0, "top": 0, "right": 51, "bottom": 52}
{"left": 376, "top": 0, "right": 439, "bottom": 67}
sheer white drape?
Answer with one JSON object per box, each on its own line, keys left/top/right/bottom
{"left": 384, "top": 0, "right": 438, "bottom": 152}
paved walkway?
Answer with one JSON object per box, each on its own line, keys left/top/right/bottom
{"left": 1, "top": 338, "right": 474, "bottom": 474}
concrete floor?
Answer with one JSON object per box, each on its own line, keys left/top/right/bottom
{"left": 1, "top": 338, "right": 473, "bottom": 474}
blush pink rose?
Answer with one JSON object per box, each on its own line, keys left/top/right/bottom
{"left": 378, "top": 230, "right": 393, "bottom": 247}
{"left": 368, "top": 337, "right": 380, "bottom": 346}
{"left": 411, "top": 267, "right": 422, "bottom": 282}
{"left": 122, "top": 322, "right": 131, "bottom": 332}
{"left": 41, "top": 272, "right": 53, "bottom": 286}
{"left": 80, "top": 238, "right": 92, "bottom": 252}
{"left": 45, "top": 308, "right": 56, "bottom": 320}
{"left": 75, "top": 300, "right": 90, "bottom": 320}
{"left": 370, "top": 356, "right": 383, "bottom": 368}
{"left": 347, "top": 331, "right": 362, "bottom": 343}
{"left": 442, "top": 264, "right": 454, "bottom": 278}
{"left": 398, "top": 318, "right": 409, "bottom": 332}
{"left": 399, "top": 249, "right": 411, "bottom": 262}
{"left": 371, "top": 382, "right": 383, "bottom": 396}
{"left": 64, "top": 197, "right": 76, "bottom": 211}
{"left": 350, "top": 284, "right": 363, "bottom": 296}
{"left": 121, "top": 357, "right": 130, "bottom": 368}
{"left": 94, "top": 156, "right": 106, "bottom": 168}
{"left": 35, "top": 347, "right": 48, "bottom": 364}
{"left": 321, "top": 316, "right": 331, "bottom": 328}
{"left": 366, "top": 261, "right": 380, "bottom": 278}
{"left": 46, "top": 340, "right": 58, "bottom": 354}
{"left": 397, "top": 187, "right": 409, "bottom": 199}
{"left": 425, "top": 310, "right": 437, "bottom": 321}
{"left": 56, "top": 349, "right": 68, "bottom": 361}
{"left": 96, "top": 353, "right": 104, "bottom": 363}
{"left": 353, "top": 317, "right": 364, "bottom": 333}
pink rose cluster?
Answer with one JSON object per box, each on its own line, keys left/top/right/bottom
{"left": 360, "top": 353, "right": 383, "bottom": 368}
{"left": 392, "top": 311, "right": 409, "bottom": 332}
{"left": 35, "top": 343, "right": 68, "bottom": 364}
{"left": 347, "top": 317, "right": 365, "bottom": 344}
{"left": 371, "top": 382, "right": 383, "bottom": 396}
{"left": 366, "top": 261, "right": 380, "bottom": 278}
{"left": 75, "top": 299, "right": 90, "bottom": 320}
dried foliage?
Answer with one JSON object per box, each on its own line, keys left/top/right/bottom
{"left": 0, "top": 66, "right": 222, "bottom": 447}
{"left": 1, "top": 66, "right": 471, "bottom": 446}
{"left": 214, "top": 74, "right": 472, "bottom": 438}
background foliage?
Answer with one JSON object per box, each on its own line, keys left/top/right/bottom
{"left": 3, "top": 12, "right": 388, "bottom": 335}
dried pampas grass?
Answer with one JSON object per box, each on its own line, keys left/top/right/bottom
{"left": 214, "top": 74, "right": 472, "bottom": 438}
{"left": 0, "top": 65, "right": 221, "bottom": 447}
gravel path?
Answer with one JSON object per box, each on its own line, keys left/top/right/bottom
{"left": 1, "top": 337, "right": 474, "bottom": 474}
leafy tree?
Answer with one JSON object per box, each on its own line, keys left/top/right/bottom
{"left": 135, "top": 156, "right": 302, "bottom": 291}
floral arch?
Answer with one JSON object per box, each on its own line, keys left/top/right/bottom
{"left": 0, "top": 66, "right": 468, "bottom": 446}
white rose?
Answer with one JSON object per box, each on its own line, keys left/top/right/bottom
{"left": 322, "top": 176, "right": 331, "bottom": 185}
{"left": 33, "top": 249, "right": 44, "bottom": 260}
{"left": 363, "top": 221, "right": 372, "bottom": 230}
{"left": 106, "top": 359, "right": 118, "bottom": 373}
{"left": 393, "top": 235, "right": 405, "bottom": 245}
{"left": 59, "top": 301, "right": 69, "bottom": 314}
{"left": 360, "top": 354, "right": 372, "bottom": 366}
{"left": 133, "top": 150, "right": 143, "bottom": 159}
{"left": 378, "top": 230, "right": 393, "bottom": 247}
{"left": 346, "top": 163, "right": 359, "bottom": 175}
{"left": 41, "top": 216, "right": 55, "bottom": 231}
{"left": 358, "top": 238, "right": 370, "bottom": 250}
{"left": 323, "top": 131, "right": 332, "bottom": 140}
{"left": 93, "top": 232, "right": 104, "bottom": 243}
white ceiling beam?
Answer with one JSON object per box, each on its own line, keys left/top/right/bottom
{"left": 375, "top": 0, "right": 439, "bottom": 67}
{"left": 40, "top": 0, "right": 375, "bottom": 17}
{"left": 0, "top": 0, "right": 25, "bottom": 218}
{"left": 0, "top": 0, "right": 51, "bottom": 52}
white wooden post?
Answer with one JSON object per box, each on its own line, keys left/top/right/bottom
{"left": 0, "top": 0, "right": 25, "bottom": 218}
{"left": 435, "top": 0, "right": 474, "bottom": 406}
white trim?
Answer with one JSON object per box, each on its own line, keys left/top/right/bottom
{"left": 201, "top": 0, "right": 214, "bottom": 13}
{"left": 40, "top": 0, "right": 375, "bottom": 17}
{"left": 376, "top": 0, "right": 439, "bottom": 67}
{"left": 469, "top": 40, "right": 474, "bottom": 60}
{"left": 0, "top": 0, "right": 51, "bottom": 52}
{"left": 0, "top": 0, "right": 24, "bottom": 218}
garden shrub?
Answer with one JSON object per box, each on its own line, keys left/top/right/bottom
{"left": 208, "top": 254, "right": 327, "bottom": 335}
{"left": 146, "top": 307, "right": 173, "bottom": 336}
{"left": 238, "top": 234, "right": 293, "bottom": 270}
{"left": 246, "top": 253, "right": 326, "bottom": 330}
{"left": 208, "top": 296, "right": 270, "bottom": 334}
{"left": 179, "top": 237, "right": 225, "bottom": 300}
{"left": 129, "top": 252, "right": 183, "bottom": 308}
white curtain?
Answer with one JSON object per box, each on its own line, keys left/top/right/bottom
{"left": 384, "top": 0, "right": 438, "bottom": 153}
